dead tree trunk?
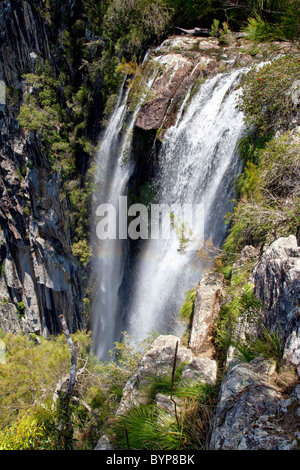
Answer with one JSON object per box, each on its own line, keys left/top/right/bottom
{"left": 56, "top": 315, "right": 78, "bottom": 448}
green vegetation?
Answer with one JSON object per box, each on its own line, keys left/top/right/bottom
{"left": 214, "top": 25, "right": 300, "bottom": 371}
{"left": 233, "top": 326, "right": 282, "bottom": 370}
{"left": 179, "top": 287, "right": 197, "bottom": 322}
{"left": 224, "top": 124, "right": 300, "bottom": 253}
{"left": 0, "top": 330, "right": 146, "bottom": 450}
{"left": 111, "top": 375, "right": 217, "bottom": 450}
{"left": 103, "top": 0, "right": 172, "bottom": 60}
{"left": 239, "top": 56, "right": 300, "bottom": 134}
{"left": 243, "top": 0, "right": 300, "bottom": 44}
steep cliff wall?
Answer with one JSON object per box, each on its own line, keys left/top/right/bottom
{"left": 0, "top": 1, "right": 84, "bottom": 336}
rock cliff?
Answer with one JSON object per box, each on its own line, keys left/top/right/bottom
{"left": 0, "top": 0, "right": 84, "bottom": 336}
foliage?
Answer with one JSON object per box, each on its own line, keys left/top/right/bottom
{"left": 233, "top": 325, "right": 282, "bottom": 370}
{"left": 214, "top": 274, "right": 263, "bottom": 356}
{"left": 0, "top": 409, "right": 49, "bottom": 450}
{"left": 243, "top": 0, "right": 300, "bottom": 44}
{"left": 0, "top": 331, "right": 90, "bottom": 430}
{"left": 72, "top": 239, "right": 92, "bottom": 267}
{"left": 238, "top": 56, "right": 300, "bottom": 135}
{"left": 16, "top": 301, "right": 26, "bottom": 317}
{"left": 103, "top": 0, "right": 172, "bottom": 59}
{"left": 223, "top": 131, "right": 300, "bottom": 252}
{"left": 179, "top": 287, "right": 197, "bottom": 321}
{"left": 112, "top": 375, "right": 217, "bottom": 450}
{"left": 210, "top": 19, "right": 232, "bottom": 44}
{"left": 0, "top": 329, "right": 152, "bottom": 449}
{"left": 210, "top": 18, "right": 220, "bottom": 36}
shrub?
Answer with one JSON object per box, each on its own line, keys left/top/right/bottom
{"left": 0, "top": 331, "right": 91, "bottom": 431}
{"left": 0, "top": 410, "right": 47, "bottom": 450}
{"left": 214, "top": 279, "right": 262, "bottom": 355}
{"left": 233, "top": 326, "right": 282, "bottom": 371}
{"left": 111, "top": 377, "right": 217, "bottom": 450}
{"left": 238, "top": 56, "right": 300, "bottom": 135}
{"left": 103, "top": 0, "right": 172, "bottom": 59}
{"left": 224, "top": 131, "right": 300, "bottom": 252}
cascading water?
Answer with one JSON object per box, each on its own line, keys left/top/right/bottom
{"left": 92, "top": 69, "right": 158, "bottom": 360}
{"left": 92, "top": 56, "right": 248, "bottom": 360}
{"left": 123, "top": 68, "right": 247, "bottom": 346}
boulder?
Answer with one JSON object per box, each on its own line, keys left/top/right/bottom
{"left": 180, "top": 357, "right": 217, "bottom": 386}
{"left": 210, "top": 356, "right": 300, "bottom": 450}
{"left": 94, "top": 435, "right": 114, "bottom": 450}
{"left": 116, "top": 335, "right": 217, "bottom": 416}
{"left": 189, "top": 272, "right": 224, "bottom": 356}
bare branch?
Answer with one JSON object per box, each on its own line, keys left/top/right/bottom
{"left": 58, "top": 314, "right": 78, "bottom": 405}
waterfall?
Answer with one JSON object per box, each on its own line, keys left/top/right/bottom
{"left": 92, "top": 70, "right": 158, "bottom": 360}
{"left": 123, "top": 68, "right": 246, "bottom": 346}
{"left": 93, "top": 61, "right": 247, "bottom": 360}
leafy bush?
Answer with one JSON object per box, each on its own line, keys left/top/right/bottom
{"left": 243, "top": 1, "right": 300, "bottom": 44}
{"left": 0, "top": 410, "right": 47, "bottom": 450}
{"left": 238, "top": 56, "right": 300, "bottom": 135}
{"left": 0, "top": 329, "right": 150, "bottom": 449}
{"left": 224, "top": 131, "right": 300, "bottom": 252}
{"left": 103, "top": 0, "right": 172, "bottom": 59}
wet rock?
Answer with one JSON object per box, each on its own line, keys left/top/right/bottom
{"left": 136, "top": 38, "right": 220, "bottom": 134}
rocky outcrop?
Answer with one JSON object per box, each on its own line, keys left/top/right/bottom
{"left": 0, "top": 1, "right": 84, "bottom": 336}
{"left": 0, "top": 127, "right": 83, "bottom": 336}
{"left": 136, "top": 40, "right": 219, "bottom": 134}
{"left": 253, "top": 235, "right": 300, "bottom": 374}
{"left": 189, "top": 272, "right": 224, "bottom": 356}
{"left": 134, "top": 34, "right": 266, "bottom": 137}
{"left": 210, "top": 356, "right": 300, "bottom": 450}
{"left": 116, "top": 334, "right": 217, "bottom": 416}
{"left": 209, "top": 235, "right": 300, "bottom": 449}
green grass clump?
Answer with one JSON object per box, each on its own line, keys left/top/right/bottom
{"left": 233, "top": 326, "right": 282, "bottom": 371}
{"left": 111, "top": 379, "right": 217, "bottom": 450}
{"left": 179, "top": 287, "right": 197, "bottom": 322}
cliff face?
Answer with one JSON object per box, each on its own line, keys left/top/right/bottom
{"left": 0, "top": 1, "right": 83, "bottom": 336}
